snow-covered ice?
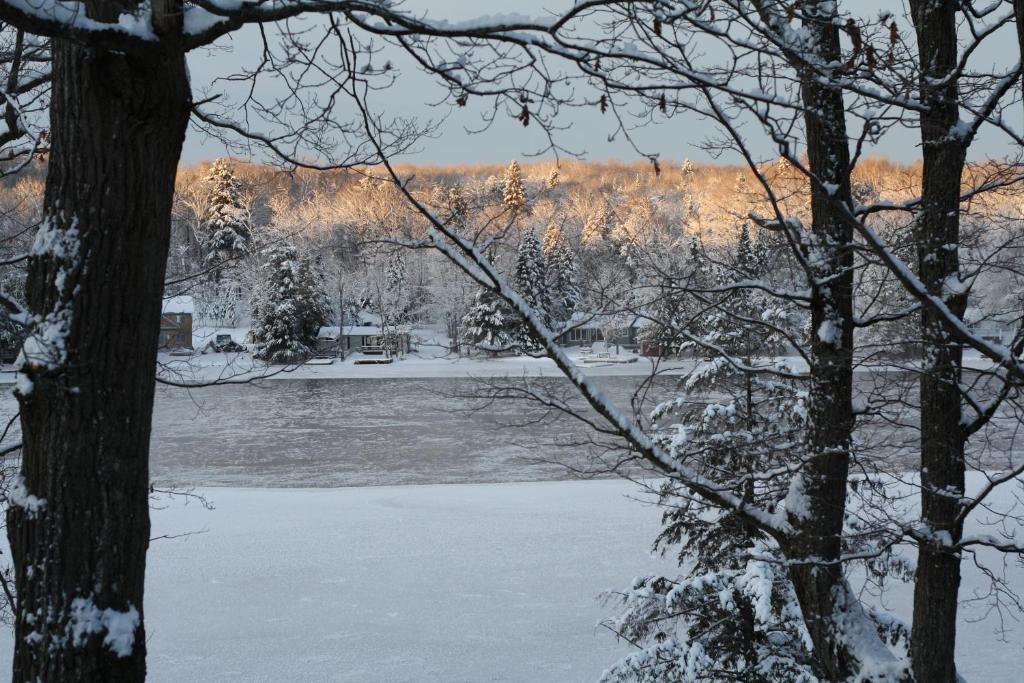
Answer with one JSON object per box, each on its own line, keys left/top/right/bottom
{"left": 0, "top": 478, "right": 1021, "bottom": 680}
{"left": 0, "top": 479, "right": 670, "bottom": 681}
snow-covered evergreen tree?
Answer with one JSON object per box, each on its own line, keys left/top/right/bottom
{"left": 678, "top": 160, "right": 702, "bottom": 225}
{"left": 0, "top": 267, "right": 26, "bottom": 359}
{"left": 684, "top": 223, "right": 794, "bottom": 359}
{"left": 383, "top": 249, "right": 409, "bottom": 324}
{"left": 582, "top": 199, "right": 616, "bottom": 249}
{"left": 512, "top": 229, "right": 550, "bottom": 348}
{"left": 196, "top": 159, "right": 255, "bottom": 326}
{"left": 545, "top": 168, "right": 560, "bottom": 189}
{"left": 446, "top": 185, "right": 469, "bottom": 230}
{"left": 250, "top": 244, "right": 329, "bottom": 363}
{"left": 461, "top": 287, "right": 518, "bottom": 353}
{"left": 604, "top": 227, "right": 815, "bottom": 682}
{"left": 542, "top": 223, "right": 581, "bottom": 324}
{"left": 541, "top": 222, "right": 562, "bottom": 260}
{"left": 502, "top": 160, "right": 526, "bottom": 213}
{"left": 202, "top": 158, "right": 252, "bottom": 266}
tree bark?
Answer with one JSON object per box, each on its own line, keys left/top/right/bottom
{"left": 908, "top": 3, "right": 967, "bottom": 681}
{"left": 6, "top": 12, "right": 190, "bottom": 681}
{"left": 779, "top": 4, "right": 859, "bottom": 679}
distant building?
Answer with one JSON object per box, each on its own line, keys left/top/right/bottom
{"left": 318, "top": 324, "right": 411, "bottom": 356}
{"left": 160, "top": 296, "right": 194, "bottom": 350}
{"left": 969, "top": 321, "right": 1016, "bottom": 346}
{"left": 556, "top": 312, "right": 646, "bottom": 350}
{"left": 639, "top": 339, "right": 667, "bottom": 358}
{"left": 557, "top": 318, "right": 603, "bottom": 347}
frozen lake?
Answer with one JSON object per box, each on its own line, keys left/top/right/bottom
{"left": 0, "top": 366, "right": 1019, "bottom": 488}
{"left": 146, "top": 367, "right": 1022, "bottom": 487}
{"left": 148, "top": 375, "right": 665, "bottom": 488}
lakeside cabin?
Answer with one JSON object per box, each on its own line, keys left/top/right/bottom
{"left": 968, "top": 320, "right": 1016, "bottom": 346}
{"left": 556, "top": 313, "right": 648, "bottom": 352}
{"left": 160, "top": 296, "right": 194, "bottom": 350}
{"left": 317, "top": 325, "right": 411, "bottom": 356}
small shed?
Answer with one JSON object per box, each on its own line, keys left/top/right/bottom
{"left": 639, "top": 339, "right": 667, "bottom": 358}
{"left": 160, "top": 296, "right": 194, "bottom": 350}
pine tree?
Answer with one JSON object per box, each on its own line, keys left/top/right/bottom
{"left": 461, "top": 287, "right": 518, "bottom": 353}
{"left": 384, "top": 249, "right": 408, "bottom": 324}
{"left": 198, "top": 159, "right": 254, "bottom": 325}
{"left": 202, "top": 158, "right": 252, "bottom": 265}
{"left": 604, "top": 229, "right": 815, "bottom": 682}
{"left": 512, "top": 229, "right": 550, "bottom": 349}
{"left": 582, "top": 198, "right": 615, "bottom": 249}
{"left": 502, "top": 160, "right": 526, "bottom": 213}
{"left": 542, "top": 222, "right": 562, "bottom": 260}
{"left": 447, "top": 186, "right": 468, "bottom": 230}
{"left": 375, "top": 249, "right": 421, "bottom": 351}
{"left": 545, "top": 168, "right": 560, "bottom": 189}
{"left": 737, "top": 220, "right": 754, "bottom": 270}
{"left": 685, "top": 223, "right": 791, "bottom": 359}
{"left": 679, "top": 158, "right": 696, "bottom": 191}
{"left": 0, "top": 267, "right": 27, "bottom": 359}
{"left": 542, "top": 223, "right": 581, "bottom": 324}
{"left": 250, "top": 244, "right": 329, "bottom": 363}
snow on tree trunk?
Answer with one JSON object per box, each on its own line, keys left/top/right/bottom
{"left": 7, "top": 29, "right": 190, "bottom": 681}
{"left": 775, "top": 4, "right": 869, "bottom": 679}
{"left": 908, "top": 3, "right": 969, "bottom": 680}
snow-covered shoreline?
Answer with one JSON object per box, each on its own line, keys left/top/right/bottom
{"left": 0, "top": 317, "right": 1004, "bottom": 386}
{"left": 155, "top": 350, "right": 669, "bottom": 382}
{"left": 149, "top": 348, "right": 1014, "bottom": 383}
{"left": 1, "top": 351, "right": 1002, "bottom": 385}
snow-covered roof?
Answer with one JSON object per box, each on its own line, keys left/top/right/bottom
{"left": 355, "top": 312, "right": 383, "bottom": 326}
{"left": 344, "top": 326, "right": 387, "bottom": 336}
{"left": 561, "top": 311, "right": 650, "bottom": 329}
{"left": 318, "top": 325, "right": 409, "bottom": 339}
{"left": 162, "top": 295, "right": 194, "bottom": 314}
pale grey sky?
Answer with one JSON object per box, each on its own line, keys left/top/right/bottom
{"left": 181, "top": 1, "right": 1021, "bottom": 167}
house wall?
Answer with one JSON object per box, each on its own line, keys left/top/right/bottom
{"left": 340, "top": 334, "right": 411, "bottom": 354}
{"left": 557, "top": 327, "right": 602, "bottom": 347}
{"left": 159, "top": 313, "right": 193, "bottom": 350}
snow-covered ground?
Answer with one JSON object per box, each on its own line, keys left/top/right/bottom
{"left": 155, "top": 349, "right": 659, "bottom": 382}
{"left": 1, "top": 477, "right": 1020, "bottom": 681}
{"left": 153, "top": 339, "right": 661, "bottom": 384}
{"left": 0, "top": 322, "right": 1004, "bottom": 384}
{"left": 156, "top": 328, "right": 1024, "bottom": 384}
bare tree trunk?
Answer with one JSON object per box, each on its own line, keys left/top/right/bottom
{"left": 7, "top": 15, "right": 190, "bottom": 681}
{"left": 908, "top": 3, "right": 967, "bottom": 680}
{"left": 779, "top": 5, "right": 858, "bottom": 679}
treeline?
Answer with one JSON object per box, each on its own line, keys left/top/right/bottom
{"left": 148, "top": 155, "right": 1022, "bottom": 362}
